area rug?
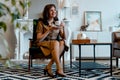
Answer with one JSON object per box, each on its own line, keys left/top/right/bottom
{"left": 0, "top": 62, "right": 120, "bottom": 80}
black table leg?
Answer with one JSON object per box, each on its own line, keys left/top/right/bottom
{"left": 116, "top": 58, "right": 119, "bottom": 67}
{"left": 93, "top": 45, "right": 96, "bottom": 62}
{"left": 70, "top": 43, "right": 72, "bottom": 68}
{"left": 110, "top": 44, "right": 112, "bottom": 76}
{"left": 79, "top": 45, "right": 81, "bottom": 77}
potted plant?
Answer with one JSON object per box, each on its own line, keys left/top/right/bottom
{"left": 0, "top": 0, "right": 31, "bottom": 30}
{"left": 0, "top": 0, "right": 31, "bottom": 59}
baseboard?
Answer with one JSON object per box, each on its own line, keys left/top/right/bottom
{"left": 76, "top": 57, "right": 116, "bottom": 60}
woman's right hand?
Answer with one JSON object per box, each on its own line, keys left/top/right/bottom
{"left": 48, "top": 26, "right": 59, "bottom": 31}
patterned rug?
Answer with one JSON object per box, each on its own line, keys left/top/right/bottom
{"left": 0, "top": 61, "right": 120, "bottom": 80}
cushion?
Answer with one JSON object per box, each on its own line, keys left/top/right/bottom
{"left": 113, "top": 42, "right": 120, "bottom": 49}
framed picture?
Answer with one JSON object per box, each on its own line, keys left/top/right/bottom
{"left": 84, "top": 11, "right": 102, "bottom": 31}
{"left": 72, "top": 6, "right": 79, "bottom": 15}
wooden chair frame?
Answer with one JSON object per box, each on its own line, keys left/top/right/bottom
{"left": 112, "top": 32, "right": 120, "bottom": 67}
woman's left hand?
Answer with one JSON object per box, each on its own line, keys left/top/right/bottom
{"left": 59, "top": 21, "right": 65, "bottom": 29}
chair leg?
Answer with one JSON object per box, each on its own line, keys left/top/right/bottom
{"left": 28, "top": 55, "right": 31, "bottom": 71}
{"left": 30, "top": 58, "right": 32, "bottom": 67}
{"left": 28, "top": 54, "right": 33, "bottom": 71}
{"left": 116, "top": 58, "right": 119, "bottom": 67}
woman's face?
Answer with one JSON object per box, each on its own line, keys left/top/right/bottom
{"left": 49, "top": 6, "right": 56, "bottom": 19}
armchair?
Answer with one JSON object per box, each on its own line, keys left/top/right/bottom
{"left": 112, "top": 32, "right": 120, "bottom": 67}
{"left": 28, "top": 19, "right": 65, "bottom": 71}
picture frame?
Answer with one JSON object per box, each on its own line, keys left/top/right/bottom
{"left": 84, "top": 11, "right": 102, "bottom": 31}
{"left": 72, "top": 6, "right": 79, "bottom": 15}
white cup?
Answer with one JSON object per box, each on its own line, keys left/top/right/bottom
{"left": 55, "top": 21, "right": 61, "bottom": 26}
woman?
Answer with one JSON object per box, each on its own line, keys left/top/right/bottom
{"left": 35, "top": 4, "right": 67, "bottom": 77}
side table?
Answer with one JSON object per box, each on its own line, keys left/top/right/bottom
{"left": 70, "top": 42, "right": 112, "bottom": 77}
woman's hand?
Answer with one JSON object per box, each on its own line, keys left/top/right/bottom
{"left": 59, "top": 21, "right": 65, "bottom": 29}
{"left": 48, "top": 26, "right": 59, "bottom": 31}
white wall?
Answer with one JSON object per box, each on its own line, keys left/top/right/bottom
{"left": 28, "top": 0, "right": 120, "bottom": 60}
{"left": 28, "top": 0, "right": 120, "bottom": 38}
{"left": 70, "top": 0, "right": 120, "bottom": 31}
{"left": 28, "top": 0, "right": 58, "bottom": 19}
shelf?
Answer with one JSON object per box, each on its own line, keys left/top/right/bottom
{"left": 63, "top": 19, "right": 71, "bottom": 22}
{"left": 16, "top": 19, "right": 33, "bottom": 22}
{"left": 63, "top": 6, "right": 71, "bottom": 8}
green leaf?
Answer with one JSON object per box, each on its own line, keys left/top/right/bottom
{"left": 0, "top": 10, "right": 6, "bottom": 17}
{"left": 22, "top": 24, "right": 28, "bottom": 31}
{"left": 11, "top": 12, "right": 20, "bottom": 22}
{"left": 5, "top": 6, "right": 11, "bottom": 14}
{"left": 19, "top": 1, "right": 25, "bottom": 9}
{"left": 16, "top": 22, "right": 21, "bottom": 29}
{"left": 0, "top": 22, "right": 7, "bottom": 31}
{"left": 15, "top": 8, "right": 22, "bottom": 18}
{"left": 27, "top": 1, "right": 31, "bottom": 7}
{"left": 0, "top": 3, "right": 11, "bottom": 15}
{"left": 11, "top": 0, "right": 16, "bottom": 6}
